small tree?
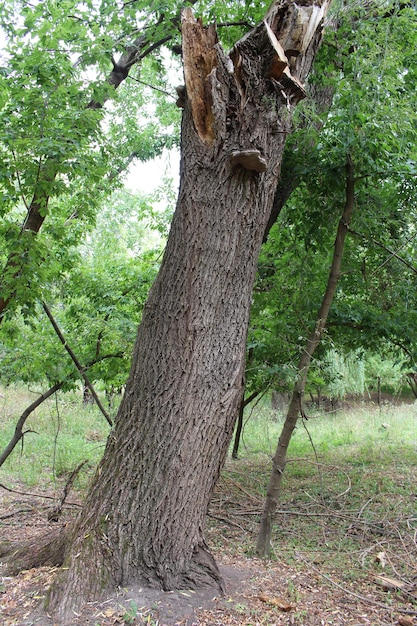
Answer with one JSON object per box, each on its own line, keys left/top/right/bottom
{"left": 255, "top": 0, "right": 417, "bottom": 555}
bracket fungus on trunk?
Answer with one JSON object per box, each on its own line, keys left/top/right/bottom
{"left": 230, "top": 149, "right": 268, "bottom": 173}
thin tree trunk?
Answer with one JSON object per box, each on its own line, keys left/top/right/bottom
{"left": 377, "top": 376, "right": 382, "bottom": 408}
{"left": 232, "top": 390, "right": 260, "bottom": 459}
{"left": 406, "top": 373, "right": 417, "bottom": 399}
{"left": 32, "top": 2, "right": 332, "bottom": 620}
{"left": 256, "top": 155, "right": 355, "bottom": 557}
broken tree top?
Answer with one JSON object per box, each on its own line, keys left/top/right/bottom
{"left": 181, "top": 1, "right": 331, "bottom": 144}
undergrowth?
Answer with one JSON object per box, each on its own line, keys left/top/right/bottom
{"left": 210, "top": 396, "right": 417, "bottom": 600}
{"left": 1, "top": 385, "right": 416, "bottom": 621}
{"left": 1, "top": 385, "right": 416, "bottom": 579}
{"left": 0, "top": 385, "right": 111, "bottom": 488}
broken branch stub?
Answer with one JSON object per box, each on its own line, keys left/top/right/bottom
{"left": 262, "top": 18, "right": 307, "bottom": 103}
{"left": 264, "top": 0, "right": 332, "bottom": 102}
{"left": 264, "top": 19, "right": 289, "bottom": 80}
{"left": 181, "top": 2, "right": 331, "bottom": 141}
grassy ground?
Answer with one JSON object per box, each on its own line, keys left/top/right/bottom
{"left": 1, "top": 385, "right": 417, "bottom": 624}
{"left": 210, "top": 396, "right": 417, "bottom": 614}
{"left": 0, "top": 385, "right": 111, "bottom": 488}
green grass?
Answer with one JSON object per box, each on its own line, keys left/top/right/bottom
{"left": 0, "top": 384, "right": 111, "bottom": 488}
{"left": 2, "top": 384, "right": 415, "bottom": 492}
{"left": 215, "top": 396, "right": 417, "bottom": 590}
{"left": 239, "top": 397, "right": 417, "bottom": 461}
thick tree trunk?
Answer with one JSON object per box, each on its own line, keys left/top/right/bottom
{"left": 256, "top": 155, "right": 355, "bottom": 557}
{"left": 46, "top": 2, "right": 331, "bottom": 620}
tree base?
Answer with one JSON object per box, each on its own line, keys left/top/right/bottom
{"left": 38, "top": 530, "right": 223, "bottom": 624}
{"left": 160, "top": 544, "right": 225, "bottom": 594}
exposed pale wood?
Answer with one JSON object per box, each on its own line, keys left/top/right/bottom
{"left": 264, "top": 20, "right": 289, "bottom": 79}
{"left": 181, "top": 7, "right": 218, "bottom": 143}
{"left": 373, "top": 574, "right": 411, "bottom": 592}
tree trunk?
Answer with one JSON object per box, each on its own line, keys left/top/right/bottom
{"left": 46, "top": 2, "right": 331, "bottom": 620}
{"left": 256, "top": 155, "right": 355, "bottom": 557}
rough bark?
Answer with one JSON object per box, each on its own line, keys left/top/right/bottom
{"left": 256, "top": 155, "right": 355, "bottom": 557}
{"left": 43, "top": 2, "right": 331, "bottom": 621}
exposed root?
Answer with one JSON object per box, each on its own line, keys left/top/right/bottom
{"left": 0, "top": 525, "right": 69, "bottom": 576}
{"left": 184, "top": 544, "right": 226, "bottom": 594}
{"left": 148, "top": 543, "right": 226, "bottom": 593}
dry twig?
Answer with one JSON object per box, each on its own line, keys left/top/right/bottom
{"left": 295, "top": 551, "right": 417, "bottom": 617}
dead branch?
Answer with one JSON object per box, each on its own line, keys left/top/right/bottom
{"left": 0, "top": 351, "right": 118, "bottom": 468}
{"left": 207, "top": 512, "right": 249, "bottom": 532}
{"left": 0, "top": 482, "right": 82, "bottom": 508}
{"left": 47, "top": 460, "right": 89, "bottom": 521}
{"left": 219, "top": 474, "right": 264, "bottom": 505}
{"left": 0, "top": 508, "right": 34, "bottom": 520}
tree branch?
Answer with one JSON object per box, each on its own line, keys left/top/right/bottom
{"left": 347, "top": 226, "right": 417, "bottom": 276}
{"left": 0, "top": 10, "right": 180, "bottom": 323}
{"left": 42, "top": 302, "right": 113, "bottom": 426}
{"left": 0, "top": 382, "right": 63, "bottom": 468}
{"left": 0, "top": 351, "right": 121, "bottom": 468}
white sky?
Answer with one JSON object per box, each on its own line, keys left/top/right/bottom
{"left": 126, "top": 149, "right": 180, "bottom": 195}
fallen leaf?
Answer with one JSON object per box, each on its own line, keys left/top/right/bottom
{"left": 258, "top": 594, "right": 294, "bottom": 611}
{"left": 398, "top": 617, "right": 414, "bottom": 626}
{"left": 104, "top": 608, "right": 117, "bottom": 617}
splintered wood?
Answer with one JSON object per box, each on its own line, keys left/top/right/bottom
{"left": 181, "top": 8, "right": 218, "bottom": 144}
